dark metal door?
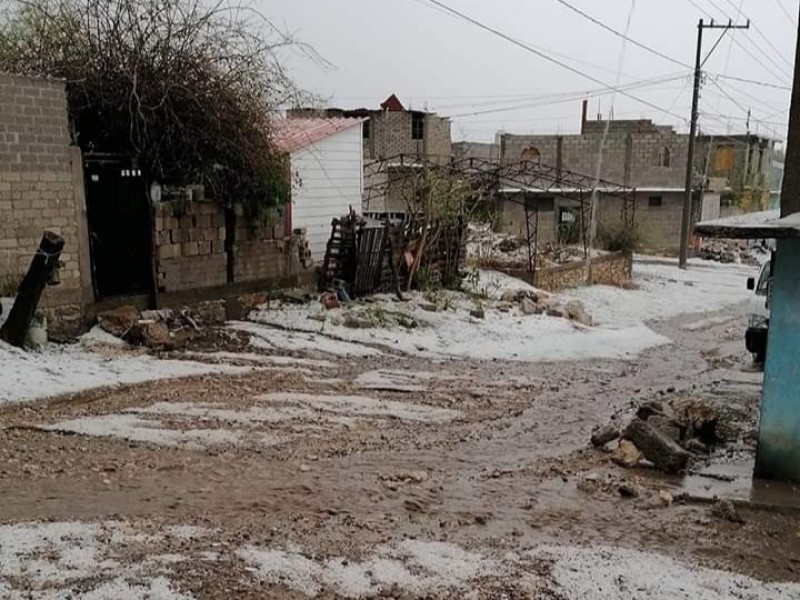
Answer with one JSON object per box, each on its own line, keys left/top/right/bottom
{"left": 84, "top": 156, "right": 153, "bottom": 299}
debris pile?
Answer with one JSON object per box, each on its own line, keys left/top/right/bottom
{"left": 498, "top": 289, "right": 592, "bottom": 326}
{"left": 467, "top": 226, "right": 604, "bottom": 271}
{"left": 697, "top": 239, "right": 771, "bottom": 266}
{"left": 591, "top": 398, "right": 722, "bottom": 474}
{"left": 97, "top": 304, "right": 225, "bottom": 350}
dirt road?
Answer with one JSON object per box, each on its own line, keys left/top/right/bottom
{"left": 1, "top": 303, "right": 799, "bottom": 599}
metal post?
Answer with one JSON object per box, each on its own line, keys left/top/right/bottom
{"left": 679, "top": 19, "right": 704, "bottom": 270}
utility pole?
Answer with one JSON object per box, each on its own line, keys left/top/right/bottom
{"left": 679, "top": 18, "right": 750, "bottom": 269}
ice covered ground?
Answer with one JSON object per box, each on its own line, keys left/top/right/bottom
{"left": 0, "top": 332, "right": 254, "bottom": 406}
{"left": 248, "top": 257, "right": 755, "bottom": 364}
{"left": 563, "top": 256, "right": 757, "bottom": 327}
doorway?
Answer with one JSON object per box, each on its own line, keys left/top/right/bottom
{"left": 84, "top": 155, "right": 153, "bottom": 299}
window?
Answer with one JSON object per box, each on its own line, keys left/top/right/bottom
{"left": 411, "top": 113, "right": 424, "bottom": 140}
{"left": 657, "top": 147, "right": 671, "bottom": 167}
{"left": 363, "top": 119, "right": 370, "bottom": 140}
{"left": 521, "top": 147, "right": 541, "bottom": 162}
{"left": 756, "top": 261, "right": 772, "bottom": 296}
{"left": 648, "top": 196, "right": 663, "bottom": 207}
{"left": 713, "top": 145, "right": 735, "bottom": 175}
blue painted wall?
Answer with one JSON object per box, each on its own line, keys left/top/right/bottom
{"left": 755, "top": 237, "right": 800, "bottom": 481}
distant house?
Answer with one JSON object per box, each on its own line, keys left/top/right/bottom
{"left": 274, "top": 117, "right": 365, "bottom": 261}
{"left": 459, "top": 105, "right": 777, "bottom": 253}
{"left": 288, "top": 95, "right": 452, "bottom": 215}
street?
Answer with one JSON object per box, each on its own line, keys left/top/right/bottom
{"left": 1, "top": 260, "right": 799, "bottom": 599}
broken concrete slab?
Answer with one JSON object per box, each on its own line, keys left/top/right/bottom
{"left": 623, "top": 418, "right": 690, "bottom": 474}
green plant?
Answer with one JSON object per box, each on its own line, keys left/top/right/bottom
{"left": 600, "top": 224, "right": 641, "bottom": 254}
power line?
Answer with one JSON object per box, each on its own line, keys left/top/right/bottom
{"left": 551, "top": 0, "right": 691, "bottom": 69}
{"left": 411, "top": 0, "right": 688, "bottom": 123}
{"left": 406, "top": 0, "right": 649, "bottom": 81}
{"left": 702, "top": 0, "right": 793, "bottom": 78}
{"left": 685, "top": 0, "right": 793, "bottom": 83}
{"left": 711, "top": 73, "right": 792, "bottom": 91}
{"left": 775, "top": 0, "right": 799, "bottom": 29}
{"left": 437, "top": 74, "right": 687, "bottom": 114}
{"left": 718, "top": 0, "right": 795, "bottom": 71}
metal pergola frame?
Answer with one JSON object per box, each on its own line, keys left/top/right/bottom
{"left": 362, "top": 153, "right": 637, "bottom": 269}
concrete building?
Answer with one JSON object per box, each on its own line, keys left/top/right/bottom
{"left": 473, "top": 106, "right": 776, "bottom": 252}
{"left": 289, "top": 95, "right": 452, "bottom": 215}
{"left": 274, "top": 118, "right": 365, "bottom": 262}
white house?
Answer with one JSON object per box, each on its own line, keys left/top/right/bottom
{"left": 274, "top": 118, "right": 364, "bottom": 262}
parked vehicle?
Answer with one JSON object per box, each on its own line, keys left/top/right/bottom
{"left": 746, "top": 259, "right": 772, "bottom": 363}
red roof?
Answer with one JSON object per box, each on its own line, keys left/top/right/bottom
{"left": 380, "top": 94, "right": 405, "bottom": 112}
{"left": 273, "top": 118, "right": 364, "bottom": 154}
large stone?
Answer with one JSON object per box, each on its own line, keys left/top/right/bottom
{"left": 623, "top": 418, "right": 691, "bottom": 473}
{"left": 97, "top": 306, "right": 139, "bottom": 338}
{"left": 520, "top": 298, "right": 538, "bottom": 315}
{"left": 611, "top": 439, "right": 643, "bottom": 468}
{"left": 565, "top": 300, "right": 592, "bottom": 326}
{"left": 591, "top": 423, "right": 620, "bottom": 447}
{"left": 128, "top": 320, "right": 187, "bottom": 350}
{"left": 648, "top": 415, "right": 683, "bottom": 443}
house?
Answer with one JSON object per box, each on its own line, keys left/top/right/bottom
{"left": 289, "top": 95, "right": 452, "bottom": 215}
{"left": 0, "top": 73, "right": 312, "bottom": 335}
{"left": 274, "top": 117, "right": 365, "bottom": 262}
{"left": 469, "top": 103, "right": 776, "bottom": 252}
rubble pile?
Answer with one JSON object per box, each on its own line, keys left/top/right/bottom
{"left": 97, "top": 302, "right": 227, "bottom": 350}
{"left": 466, "top": 226, "right": 602, "bottom": 271}
{"left": 591, "top": 398, "right": 723, "bottom": 474}
{"left": 497, "top": 288, "right": 593, "bottom": 325}
{"left": 304, "top": 285, "right": 594, "bottom": 329}
{"left": 697, "top": 239, "right": 772, "bottom": 266}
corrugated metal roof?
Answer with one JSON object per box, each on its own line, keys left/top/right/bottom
{"left": 273, "top": 118, "right": 364, "bottom": 154}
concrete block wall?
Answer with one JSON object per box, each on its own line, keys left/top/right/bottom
{"left": 500, "top": 125, "right": 688, "bottom": 189}
{"left": 365, "top": 111, "right": 451, "bottom": 161}
{"left": 498, "top": 196, "right": 557, "bottom": 244}
{"left": 155, "top": 199, "right": 303, "bottom": 292}
{"left": 597, "top": 191, "right": 685, "bottom": 251}
{"left": 155, "top": 201, "right": 228, "bottom": 293}
{"left": 501, "top": 252, "right": 633, "bottom": 292}
{"left": 0, "top": 74, "right": 90, "bottom": 329}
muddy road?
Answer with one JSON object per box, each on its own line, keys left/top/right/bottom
{"left": 1, "top": 304, "right": 798, "bottom": 599}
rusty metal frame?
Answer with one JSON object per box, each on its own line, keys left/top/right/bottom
{"left": 362, "top": 153, "right": 638, "bottom": 270}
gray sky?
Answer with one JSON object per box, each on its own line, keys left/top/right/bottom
{"left": 272, "top": 0, "right": 797, "bottom": 144}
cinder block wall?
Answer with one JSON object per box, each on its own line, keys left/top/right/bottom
{"left": 155, "top": 201, "right": 228, "bottom": 293}
{"left": 0, "top": 73, "right": 90, "bottom": 330}
{"left": 500, "top": 124, "right": 688, "bottom": 189}
{"left": 155, "top": 200, "right": 300, "bottom": 293}
{"left": 365, "top": 112, "right": 451, "bottom": 161}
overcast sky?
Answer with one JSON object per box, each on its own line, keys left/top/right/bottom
{"left": 271, "top": 0, "right": 797, "bottom": 144}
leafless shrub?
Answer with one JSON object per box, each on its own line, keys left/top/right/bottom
{"left": 0, "top": 0, "right": 320, "bottom": 216}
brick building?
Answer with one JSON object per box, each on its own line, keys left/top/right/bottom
{"left": 289, "top": 94, "right": 452, "bottom": 214}
{"left": 468, "top": 106, "right": 775, "bottom": 252}
{"left": 0, "top": 73, "right": 310, "bottom": 335}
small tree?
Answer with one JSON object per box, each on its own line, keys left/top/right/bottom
{"left": 399, "top": 166, "right": 490, "bottom": 290}
{"left": 0, "top": 0, "right": 318, "bottom": 217}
